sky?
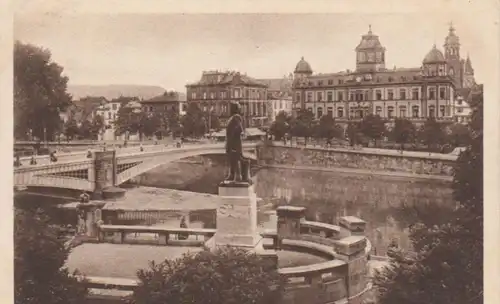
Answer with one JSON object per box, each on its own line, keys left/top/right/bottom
{"left": 13, "top": 9, "right": 495, "bottom": 92}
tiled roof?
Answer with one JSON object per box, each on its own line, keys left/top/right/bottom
{"left": 143, "top": 91, "right": 187, "bottom": 103}
{"left": 293, "top": 67, "right": 427, "bottom": 87}
{"left": 187, "top": 71, "right": 267, "bottom": 88}
{"left": 258, "top": 78, "right": 293, "bottom": 92}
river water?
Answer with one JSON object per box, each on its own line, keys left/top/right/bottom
{"left": 132, "top": 155, "right": 455, "bottom": 255}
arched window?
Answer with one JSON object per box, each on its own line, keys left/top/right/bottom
{"left": 375, "top": 106, "right": 382, "bottom": 116}
{"left": 449, "top": 68, "right": 455, "bottom": 76}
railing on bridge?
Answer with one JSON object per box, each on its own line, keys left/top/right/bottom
{"left": 13, "top": 142, "right": 259, "bottom": 193}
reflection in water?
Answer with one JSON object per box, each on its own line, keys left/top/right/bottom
{"left": 134, "top": 159, "right": 454, "bottom": 256}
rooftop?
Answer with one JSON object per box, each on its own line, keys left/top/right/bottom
{"left": 142, "top": 91, "right": 187, "bottom": 104}
{"left": 187, "top": 70, "right": 267, "bottom": 88}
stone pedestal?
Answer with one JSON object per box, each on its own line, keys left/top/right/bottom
{"left": 212, "top": 180, "right": 278, "bottom": 268}
{"left": 214, "top": 181, "right": 261, "bottom": 248}
{"left": 77, "top": 201, "right": 106, "bottom": 238}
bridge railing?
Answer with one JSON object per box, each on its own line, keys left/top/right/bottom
{"left": 16, "top": 141, "right": 260, "bottom": 168}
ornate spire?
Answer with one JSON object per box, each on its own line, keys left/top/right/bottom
{"left": 368, "top": 24, "right": 372, "bottom": 34}
{"left": 448, "top": 21, "right": 455, "bottom": 34}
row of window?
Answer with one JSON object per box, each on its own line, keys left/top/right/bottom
{"left": 202, "top": 102, "right": 268, "bottom": 117}
{"left": 307, "top": 105, "right": 448, "bottom": 119}
{"left": 305, "top": 75, "right": 422, "bottom": 87}
{"left": 191, "top": 89, "right": 265, "bottom": 100}
{"left": 299, "top": 86, "right": 449, "bottom": 103}
{"left": 273, "top": 100, "right": 292, "bottom": 111}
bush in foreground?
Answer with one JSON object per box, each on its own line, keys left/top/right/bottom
{"left": 14, "top": 207, "right": 88, "bottom": 304}
{"left": 132, "top": 246, "right": 286, "bottom": 304}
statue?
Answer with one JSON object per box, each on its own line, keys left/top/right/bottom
{"left": 224, "top": 102, "right": 251, "bottom": 184}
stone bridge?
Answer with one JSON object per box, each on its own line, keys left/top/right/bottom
{"left": 14, "top": 142, "right": 258, "bottom": 196}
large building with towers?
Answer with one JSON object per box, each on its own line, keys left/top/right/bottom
{"left": 292, "top": 24, "right": 476, "bottom": 125}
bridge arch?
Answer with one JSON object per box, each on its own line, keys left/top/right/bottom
{"left": 115, "top": 146, "right": 257, "bottom": 185}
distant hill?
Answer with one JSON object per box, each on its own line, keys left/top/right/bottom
{"left": 67, "top": 84, "right": 167, "bottom": 101}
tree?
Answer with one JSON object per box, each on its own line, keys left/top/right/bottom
{"left": 141, "top": 112, "right": 162, "bottom": 138}
{"left": 447, "top": 123, "right": 471, "bottom": 148}
{"left": 114, "top": 102, "right": 142, "bottom": 137}
{"left": 90, "top": 114, "right": 105, "bottom": 140}
{"left": 205, "top": 110, "right": 221, "bottom": 132}
{"left": 391, "top": 118, "right": 416, "bottom": 149}
{"left": 15, "top": 208, "right": 88, "bottom": 304}
{"left": 316, "top": 115, "right": 343, "bottom": 141}
{"left": 78, "top": 119, "right": 92, "bottom": 139}
{"left": 290, "top": 109, "right": 314, "bottom": 144}
{"left": 181, "top": 103, "right": 206, "bottom": 138}
{"left": 373, "top": 87, "right": 483, "bottom": 304}
{"left": 346, "top": 122, "right": 362, "bottom": 146}
{"left": 166, "top": 110, "right": 181, "bottom": 138}
{"left": 14, "top": 41, "right": 72, "bottom": 140}
{"left": 63, "top": 117, "right": 79, "bottom": 140}
{"left": 132, "top": 247, "right": 285, "bottom": 304}
{"left": 269, "top": 111, "right": 290, "bottom": 140}
{"left": 418, "top": 117, "right": 446, "bottom": 151}
{"left": 359, "top": 114, "right": 386, "bottom": 146}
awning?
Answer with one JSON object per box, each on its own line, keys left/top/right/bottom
{"left": 245, "top": 128, "right": 266, "bottom": 137}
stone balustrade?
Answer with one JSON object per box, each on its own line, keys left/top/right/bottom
{"left": 98, "top": 224, "right": 216, "bottom": 245}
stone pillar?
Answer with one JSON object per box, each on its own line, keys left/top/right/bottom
{"left": 76, "top": 202, "right": 106, "bottom": 238}
{"left": 335, "top": 216, "right": 369, "bottom": 303}
{"left": 276, "top": 206, "right": 306, "bottom": 240}
{"left": 93, "top": 151, "right": 116, "bottom": 199}
{"left": 93, "top": 150, "right": 126, "bottom": 200}
{"left": 338, "top": 216, "right": 366, "bottom": 238}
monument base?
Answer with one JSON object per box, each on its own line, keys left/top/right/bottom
{"left": 204, "top": 179, "right": 278, "bottom": 269}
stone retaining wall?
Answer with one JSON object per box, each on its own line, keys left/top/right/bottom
{"left": 257, "top": 144, "right": 456, "bottom": 177}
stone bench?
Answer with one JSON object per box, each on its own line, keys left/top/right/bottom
{"left": 98, "top": 224, "right": 216, "bottom": 245}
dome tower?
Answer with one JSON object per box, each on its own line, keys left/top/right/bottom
{"left": 294, "top": 57, "right": 313, "bottom": 78}
{"left": 422, "top": 44, "right": 447, "bottom": 77}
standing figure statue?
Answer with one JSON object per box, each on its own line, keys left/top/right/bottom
{"left": 225, "top": 102, "right": 251, "bottom": 183}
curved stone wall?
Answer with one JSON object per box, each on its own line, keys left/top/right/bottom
{"left": 85, "top": 205, "right": 373, "bottom": 304}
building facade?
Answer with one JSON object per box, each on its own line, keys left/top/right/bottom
{"left": 259, "top": 75, "right": 294, "bottom": 121}
{"left": 141, "top": 91, "right": 187, "bottom": 117}
{"left": 95, "top": 98, "right": 142, "bottom": 141}
{"left": 186, "top": 71, "right": 269, "bottom": 128}
{"left": 292, "top": 24, "right": 477, "bottom": 126}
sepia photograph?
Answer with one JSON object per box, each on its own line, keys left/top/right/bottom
{"left": 10, "top": 2, "right": 497, "bottom": 304}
